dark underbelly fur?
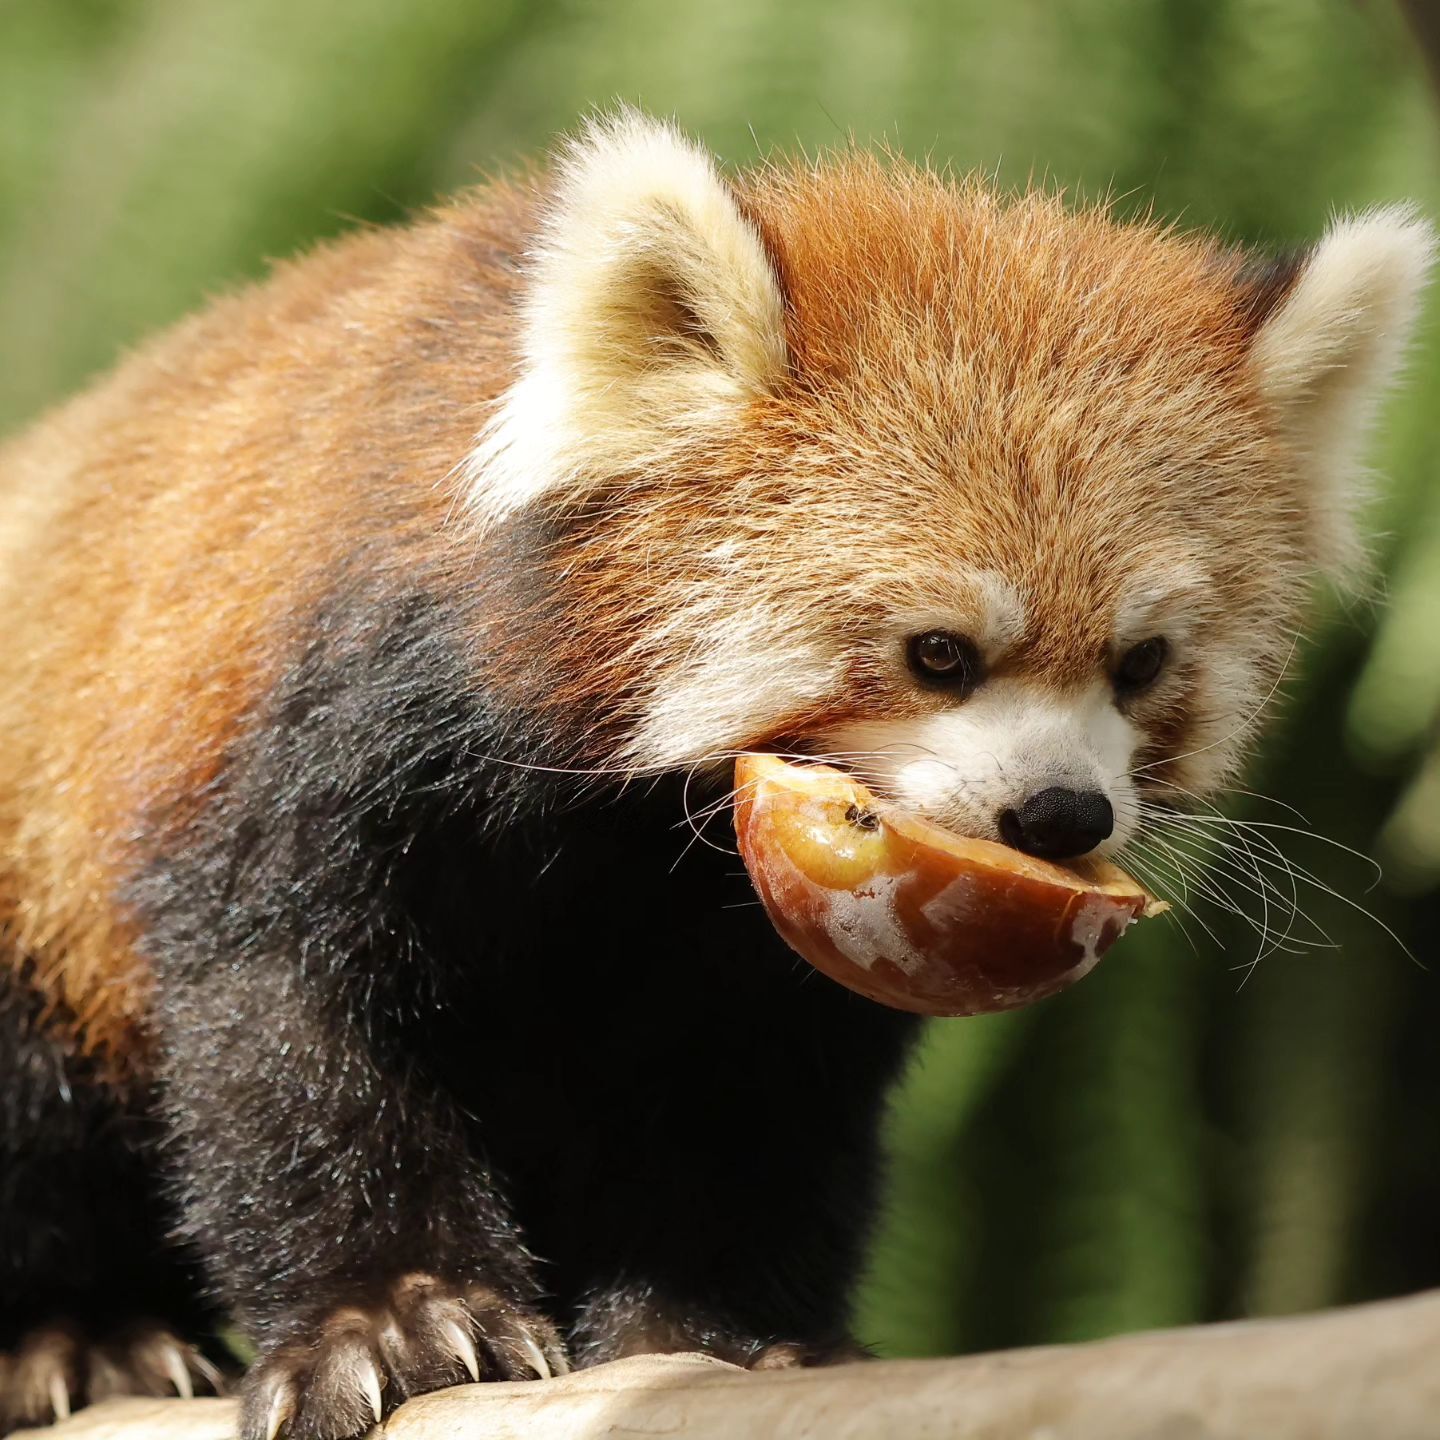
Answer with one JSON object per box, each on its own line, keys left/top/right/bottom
{"left": 93, "top": 576, "right": 922, "bottom": 1430}
{"left": 0, "top": 973, "right": 210, "bottom": 1347}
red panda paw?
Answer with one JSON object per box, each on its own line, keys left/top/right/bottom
{"left": 568, "top": 1288, "right": 869, "bottom": 1373}
{"left": 0, "top": 1320, "right": 224, "bottom": 1434}
{"left": 747, "top": 1337, "right": 873, "bottom": 1369}
{"left": 238, "top": 1273, "right": 568, "bottom": 1440}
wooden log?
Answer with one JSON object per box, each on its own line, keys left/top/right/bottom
{"left": 19, "top": 1287, "right": 1440, "bottom": 1440}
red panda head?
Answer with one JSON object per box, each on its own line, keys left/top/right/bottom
{"left": 465, "top": 111, "right": 1432, "bottom": 859}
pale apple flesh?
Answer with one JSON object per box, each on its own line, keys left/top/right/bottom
{"left": 733, "top": 753, "right": 1167, "bottom": 1017}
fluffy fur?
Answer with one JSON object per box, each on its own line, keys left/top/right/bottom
{"left": 465, "top": 112, "right": 789, "bottom": 525}
{"left": 1250, "top": 205, "right": 1435, "bottom": 577}
{"left": 0, "top": 112, "right": 1429, "bottom": 1439}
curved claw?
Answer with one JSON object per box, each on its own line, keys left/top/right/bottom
{"left": 518, "top": 1333, "right": 552, "bottom": 1381}
{"left": 442, "top": 1321, "right": 481, "bottom": 1383}
{"left": 162, "top": 1343, "right": 195, "bottom": 1400}
{"left": 190, "top": 1349, "right": 227, "bottom": 1395}
{"left": 357, "top": 1357, "right": 384, "bottom": 1428}
{"left": 263, "top": 1382, "right": 295, "bottom": 1440}
{"left": 48, "top": 1370, "right": 72, "bottom": 1423}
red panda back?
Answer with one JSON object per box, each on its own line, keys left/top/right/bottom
{"left": 0, "top": 183, "right": 533, "bottom": 1075}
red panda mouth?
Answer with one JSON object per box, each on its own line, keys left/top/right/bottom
{"left": 754, "top": 742, "right": 1121, "bottom": 864}
{"left": 732, "top": 752, "right": 1165, "bottom": 1018}
{"left": 747, "top": 743, "right": 971, "bottom": 841}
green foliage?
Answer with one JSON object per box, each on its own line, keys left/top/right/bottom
{"left": 3, "top": 0, "right": 1437, "bottom": 1356}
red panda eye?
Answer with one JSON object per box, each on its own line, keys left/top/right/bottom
{"left": 906, "top": 631, "right": 982, "bottom": 691}
{"left": 1115, "top": 636, "right": 1170, "bottom": 693}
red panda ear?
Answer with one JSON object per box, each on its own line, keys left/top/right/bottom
{"left": 465, "top": 109, "right": 787, "bottom": 522}
{"left": 1247, "top": 206, "right": 1435, "bottom": 579}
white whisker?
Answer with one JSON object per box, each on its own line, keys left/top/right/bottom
{"left": 1130, "top": 765, "right": 1416, "bottom": 975}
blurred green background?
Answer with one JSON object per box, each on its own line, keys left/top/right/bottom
{"left": 3, "top": 0, "right": 1438, "bottom": 1359}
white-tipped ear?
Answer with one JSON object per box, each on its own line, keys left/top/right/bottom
{"left": 1250, "top": 205, "right": 1434, "bottom": 577}
{"left": 466, "top": 111, "right": 787, "bottom": 521}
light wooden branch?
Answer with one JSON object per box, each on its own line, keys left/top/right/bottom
{"left": 20, "top": 1287, "right": 1440, "bottom": 1440}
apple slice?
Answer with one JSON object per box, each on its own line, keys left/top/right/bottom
{"left": 734, "top": 753, "right": 1166, "bottom": 1016}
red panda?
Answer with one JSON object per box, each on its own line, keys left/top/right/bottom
{"left": 0, "top": 110, "right": 1430, "bottom": 1439}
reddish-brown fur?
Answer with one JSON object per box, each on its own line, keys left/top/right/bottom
{"left": 0, "top": 153, "right": 1304, "bottom": 1077}
{"left": 521, "top": 159, "right": 1304, "bottom": 776}
{"left": 746, "top": 159, "right": 1299, "bottom": 691}
{"left": 0, "top": 189, "right": 534, "bottom": 1072}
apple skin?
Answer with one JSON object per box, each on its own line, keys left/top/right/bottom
{"left": 734, "top": 754, "right": 1166, "bottom": 1017}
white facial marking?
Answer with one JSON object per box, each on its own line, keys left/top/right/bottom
{"left": 823, "top": 677, "right": 1141, "bottom": 856}
{"left": 890, "top": 567, "right": 1027, "bottom": 662}
{"left": 1113, "top": 560, "right": 1211, "bottom": 651}
{"left": 1164, "top": 647, "right": 1265, "bottom": 797}
{"left": 626, "top": 602, "right": 845, "bottom": 771}
{"left": 970, "top": 569, "right": 1027, "bottom": 655}
{"left": 1114, "top": 560, "right": 1276, "bottom": 799}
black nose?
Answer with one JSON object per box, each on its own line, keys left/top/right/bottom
{"left": 998, "top": 787, "right": 1114, "bottom": 860}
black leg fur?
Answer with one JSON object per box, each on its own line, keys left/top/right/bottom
{"left": 129, "top": 580, "right": 921, "bottom": 1437}
{"left": 136, "top": 597, "right": 569, "bottom": 1440}
{"left": 0, "top": 969, "right": 223, "bottom": 1433}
